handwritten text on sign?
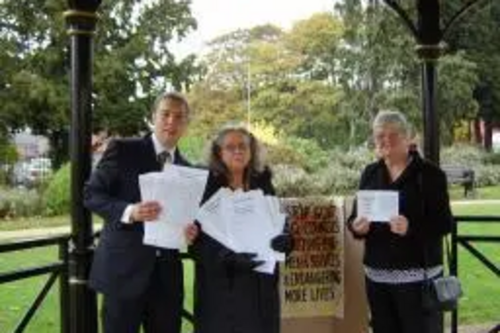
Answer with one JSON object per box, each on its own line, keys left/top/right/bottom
{"left": 280, "top": 199, "right": 344, "bottom": 318}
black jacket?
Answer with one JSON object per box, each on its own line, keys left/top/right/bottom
{"left": 347, "top": 153, "right": 454, "bottom": 269}
{"left": 84, "top": 135, "right": 190, "bottom": 299}
{"left": 192, "top": 169, "right": 280, "bottom": 333}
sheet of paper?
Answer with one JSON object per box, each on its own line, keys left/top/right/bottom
{"left": 228, "top": 191, "right": 276, "bottom": 260}
{"left": 197, "top": 189, "right": 286, "bottom": 275}
{"left": 356, "top": 190, "right": 399, "bottom": 222}
{"left": 139, "top": 166, "right": 209, "bottom": 249}
{"left": 254, "top": 259, "right": 277, "bottom": 275}
{"left": 196, "top": 188, "right": 233, "bottom": 248}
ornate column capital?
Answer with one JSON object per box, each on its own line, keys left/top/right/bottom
{"left": 415, "top": 43, "right": 445, "bottom": 61}
{"left": 64, "top": 0, "right": 102, "bottom": 36}
{"left": 67, "top": 0, "right": 102, "bottom": 12}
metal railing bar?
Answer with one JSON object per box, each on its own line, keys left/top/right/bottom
{"left": 0, "top": 235, "right": 70, "bottom": 254}
{"left": 458, "top": 236, "right": 500, "bottom": 242}
{"left": 0, "top": 262, "right": 64, "bottom": 284}
{"left": 181, "top": 309, "right": 194, "bottom": 324}
{"left": 458, "top": 240, "right": 500, "bottom": 277}
{"left": 59, "top": 241, "right": 70, "bottom": 333}
{"left": 180, "top": 252, "right": 193, "bottom": 260}
{"left": 13, "top": 271, "right": 59, "bottom": 333}
{"left": 454, "top": 216, "right": 500, "bottom": 223}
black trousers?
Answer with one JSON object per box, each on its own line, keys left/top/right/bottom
{"left": 102, "top": 255, "right": 184, "bottom": 333}
{"left": 366, "top": 278, "right": 443, "bottom": 333}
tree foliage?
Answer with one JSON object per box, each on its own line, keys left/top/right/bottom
{"left": 1, "top": 0, "right": 495, "bottom": 157}
{"left": 188, "top": 2, "right": 480, "bottom": 150}
{"left": 0, "top": 0, "right": 197, "bottom": 165}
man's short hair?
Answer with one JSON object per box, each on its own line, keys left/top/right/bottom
{"left": 151, "top": 91, "right": 191, "bottom": 120}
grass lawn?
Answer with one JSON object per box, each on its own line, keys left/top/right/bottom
{"left": 0, "top": 200, "right": 498, "bottom": 331}
{"left": 451, "top": 203, "right": 500, "bottom": 325}
{"left": 0, "top": 246, "right": 195, "bottom": 333}
{"left": 0, "top": 215, "right": 105, "bottom": 232}
{"left": 449, "top": 184, "right": 500, "bottom": 200}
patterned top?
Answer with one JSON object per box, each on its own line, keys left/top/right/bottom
{"left": 365, "top": 265, "right": 443, "bottom": 284}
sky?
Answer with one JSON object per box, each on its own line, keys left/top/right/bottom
{"left": 172, "top": 0, "right": 336, "bottom": 57}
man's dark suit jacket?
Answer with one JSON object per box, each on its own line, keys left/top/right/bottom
{"left": 84, "top": 135, "right": 190, "bottom": 299}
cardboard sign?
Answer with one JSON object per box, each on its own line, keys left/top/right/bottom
{"left": 280, "top": 198, "right": 344, "bottom": 318}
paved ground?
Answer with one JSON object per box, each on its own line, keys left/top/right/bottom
{"left": 457, "top": 323, "right": 499, "bottom": 333}
{"left": 451, "top": 199, "right": 500, "bottom": 206}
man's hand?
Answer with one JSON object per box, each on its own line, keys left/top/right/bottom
{"left": 130, "top": 201, "right": 162, "bottom": 222}
{"left": 351, "top": 216, "right": 371, "bottom": 235}
{"left": 389, "top": 215, "right": 408, "bottom": 236}
{"left": 184, "top": 222, "right": 200, "bottom": 245}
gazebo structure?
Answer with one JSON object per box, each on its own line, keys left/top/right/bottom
{"left": 382, "top": 0, "right": 486, "bottom": 164}
{"left": 62, "top": 0, "right": 494, "bottom": 332}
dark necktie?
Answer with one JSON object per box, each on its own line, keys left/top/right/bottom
{"left": 157, "top": 151, "right": 172, "bottom": 166}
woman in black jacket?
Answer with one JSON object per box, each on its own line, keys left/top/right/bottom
{"left": 348, "top": 110, "right": 454, "bottom": 333}
{"left": 185, "top": 125, "right": 292, "bottom": 333}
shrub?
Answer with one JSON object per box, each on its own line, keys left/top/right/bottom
{"left": 265, "top": 144, "right": 306, "bottom": 170}
{"left": 316, "top": 165, "right": 362, "bottom": 195}
{"left": 178, "top": 136, "right": 206, "bottom": 165}
{"left": 330, "top": 147, "right": 373, "bottom": 171}
{"left": 283, "top": 137, "right": 330, "bottom": 172}
{"left": 43, "top": 163, "right": 70, "bottom": 216}
{"left": 272, "top": 147, "right": 372, "bottom": 197}
{"left": 265, "top": 136, "right": 331, "bottom": 173}
{"left": 441, "top": 145, "right": 484, "bottom": 168}
{"left": 441, "top": 145, "right": 500, "bottom": 187}
{"left": 0, "top": 188, "right": 43, "bottom": 219}
{"left": 474, "top": 165, "right": 500, "bottom": 187}
{"left": 482, "top": 153, "right": 500, "bottom": 165}
{"left": 273, "top": 165, "right": 320, "bottom": 197}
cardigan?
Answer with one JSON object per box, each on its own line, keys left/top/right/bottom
{"left": 348, "top": 152, "right": 454, "bottom": 270}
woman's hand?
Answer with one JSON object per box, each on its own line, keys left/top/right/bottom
{"left": 184, "top": 222, "right": 200, "bottom": 245}
{"left": 389, "top": 215, "right": 408, "bottom": 236}
{"left": 351, "top": 216, "right": 371, "bottom": 236}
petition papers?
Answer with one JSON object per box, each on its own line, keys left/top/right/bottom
{"left": 196, "top": 189, "right": 287, "bottom": 274}
{"left": 139, "top": 165, "right": 209, "bottom": 249}
{"left": 356, "top": 190, "right": 399, "bottom": 222}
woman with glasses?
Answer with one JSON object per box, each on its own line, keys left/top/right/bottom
{"left": 185, "top": 124, "right": 292, "bottom": 333}
{"left": 347, "top": 110, "right": 454, "bottom": 333}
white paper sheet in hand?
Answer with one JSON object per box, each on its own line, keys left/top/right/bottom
{"left": 228, "top": 191, "right": 275, "bottom": 257}
{"left": 356, "top": 190, "right": 399, "bottom": 222}
{"left": 139, "top": 166, "right": 208, "bottom": 249}
{"left": 196, "top": 188, "right": 233, "bottom": 248}
{"left": 197, "top": 189, "right": 286, "bottom": 275}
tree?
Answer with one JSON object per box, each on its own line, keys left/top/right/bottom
{"left": 191, "top": 21, "right": 345, "bottom": 147}
{"left": 187, "top": 83, "right": 246, "bottom": 139}
{"left": 0, "top": 0, "right": 198, "bottom": 166}
{"left": 252, "top": 80, "right": 343, "bottom": 148}
{"left": 285, "top": 12, "right": 343, "bottom": 82}
{"left": 335, "top": 0, "right": 479, "bottom": 146}
{"left": 445, "top": 0, "right": 500, "bottom": 150}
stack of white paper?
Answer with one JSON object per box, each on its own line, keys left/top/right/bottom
{"left": 139, "top": 165, "right": 209, "bottom": 249}
{"left": 197, "top": 188, "right": 287, "bottom": 275}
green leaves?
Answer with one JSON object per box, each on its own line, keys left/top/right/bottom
{"left": 0, "top": 0, "right": 199, "bottom": 151}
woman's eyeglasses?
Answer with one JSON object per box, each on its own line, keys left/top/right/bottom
{"left": 222, "top": 144, "right": 249, "bottom": 153}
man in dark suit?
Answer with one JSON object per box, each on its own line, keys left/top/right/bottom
{"left": 84, "top": 92, "right": 191, "bottom": 333}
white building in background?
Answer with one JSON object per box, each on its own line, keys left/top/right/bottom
{"left": 12, "top": 130, "right": 50, "bottom": 160}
